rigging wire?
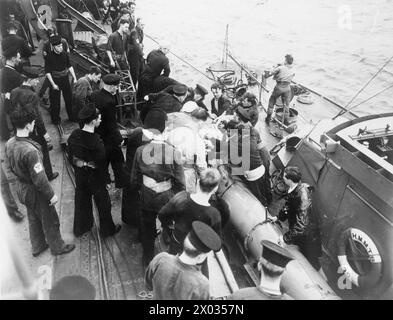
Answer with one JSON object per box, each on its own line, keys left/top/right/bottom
{"left": 341, "top": 83, "right": 393, "bottom": 113}
{"left": 332, "top": 54, "right": 393, "bottom": 119}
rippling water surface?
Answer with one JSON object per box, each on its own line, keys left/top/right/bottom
{"left": 138, "top": 0, "right": 393, "bottom": 117}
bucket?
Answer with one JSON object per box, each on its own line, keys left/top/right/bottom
{"left": 275, "top": 107, "right": 298, "bottom": 124}
{"left": 286, "top": 136, "right": 301, "bottom": 152}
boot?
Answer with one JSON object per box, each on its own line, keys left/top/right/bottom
{"left": 265, "top": 114, "right": 271, "bottom": 124}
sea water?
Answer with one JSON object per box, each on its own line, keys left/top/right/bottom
{"left": 138, "top": 0, "right": 393, "bottom": 118}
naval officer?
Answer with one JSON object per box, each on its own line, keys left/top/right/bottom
{"left": 228, "top": 240, "right": 294, "bottom": 300}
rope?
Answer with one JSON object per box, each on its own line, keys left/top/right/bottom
{"left": 338, "top": 83, "right": 393, "bottom": 113}
{"left": 144, "top": 33, "right": 212, "bottom": 80}
{"left": 333, "top": 54, "right": 393, "bottom": 119}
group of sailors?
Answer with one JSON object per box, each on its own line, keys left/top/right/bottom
{"left": 0, "top": 0, "right": 323, "bottom": 300}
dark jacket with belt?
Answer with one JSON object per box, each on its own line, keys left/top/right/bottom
{"left": 4, "top": 136, "right": 54, "bottom": 204}
{"left": 90, "top": 89, "right": 123, "bottom": 146}
{"left": 130, "top": 140, "right": 185, "bottom": 211}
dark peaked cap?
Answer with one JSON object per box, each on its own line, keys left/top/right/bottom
{"left": 173, "top": 84, "right": 188, "bottom": 95}
{"left": 195, "top": 84, "right": 208, "bottom": 96}
{"left": 102, "top": 73, "right": 121, "bottom": 85}
{"left": 188, "top": 221, "right": 222, "bottom": 253}
{"left": 261, "top": 240, "right": 294, "bottom": 268}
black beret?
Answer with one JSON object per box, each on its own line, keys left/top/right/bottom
{"left": 261, "top": 240, "right": 293, "bottom": 268}
{"left": 188, "top": 221, "right": 221, "bottom": 253}
{"left": 78, "top": 104, "right": 98, "bottom": 121}
{"left": 49, "top": 35, "right": 62, "bottom": 46}
{"left": 50, "top": 275, "right": 96, "bottom": 300}
{"left": 172, "top": 84, "right": 188, "bottom": 96}
{"left": 195, "top": 84, "right": 208, "bottom": 96}
{"left": 102, "top": 73, "right": 121, "bottom": 85}
{"left": 21, "top": 66, "right": 43, "bottom": 79}
{"left": 143, "top": 108, "right": 168, "bottom": 133}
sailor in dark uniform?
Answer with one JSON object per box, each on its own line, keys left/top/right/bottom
{"left": 106, "top": 18, "right": 130, "bottom": 72}
{"left": 0, "top": 44, "right": 22, "bottom": 139}
{"left": 140, "top": 84, "right": 188, "bottom": 123}
{"left": 67, "top": 104, "right": 121, "bottom": 237}
{"left": 137, "top": 44, "right": 171, "bottom": 101}
{"left": 4, "top": 106, "right": 75, "bottom": 257}
{"left": 1, "top": 23, "right": 33, "bottom": 72}
{"left": 228, "top": 240, "right": 294, "bottom": 300}
{"left": 183, "top": 84, "right": 209, "bottom": 110}
{"left": 44, "top": 35, "right": 77, "bottom": 124}
{"left": 146, "top": 221, "right": 222, "bottom": 300}
{"left": 10, "top": 66, "right": 59, "bottom": 181}
{"left": 130, "top": 108, "right": 186, "bottom": 267}
{"left": 90, "top": 74, "right": 126, "bottom": 188}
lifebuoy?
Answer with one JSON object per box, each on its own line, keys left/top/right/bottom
{"left": 337, "top": 228, "right": 382, "bottom": 288}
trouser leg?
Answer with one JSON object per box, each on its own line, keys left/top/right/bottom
{"left": 38, "top": 78, "right": 50, "bottom": 98}
{"left": 140, "top": 209, "right": 157, "bottom": 265}
{"left": 267, "top": 86, "right": 282, "bottom": 116}
{"left": 59, "top": 77, "right": 73, "bottom": 121}
{"left": 1, "top": 164, "right": 19, "bottom": 214}
{"left": 30, "top": 134, "right": 53, "bottom": 177}
{"left": 35, "top": 194, "right": 65, "bottom": 254}
{"left": 107, "top": 145, "right": 125, "bottom": 188}
{"left": 27, "top": 202, "right": 48, "bottom": 255}
{"left": 93, "top": 184, "right": 116, "bottom": 237}
{"left": 49, "top": 80, "right": 61, "bottom": 124}
{"left": 121, "top": 182, "right": 141, "bottom": 227}
{"left": 73, "top": 180, "right": 94, "bottom": 236}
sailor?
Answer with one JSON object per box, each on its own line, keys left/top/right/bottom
{"left": 137, "top": 44, "right": 171, "bottom": 101}
{"left": 10, "top": 66, "right": 59, "bottom": 181}
{"left": 226, "top": 114, "right": 272, "bottom": 206}
{"left": 0, "top": 43, "right": 22, "bottom": 139}
{"left": 264, "top": 54, "right": 295, "bottom": 124}
{"left": 228, "top": 240, "right": 293, "bottom": 300}
{"left": 44, "top": 35, "right": 77, "bottom": 124}
{"left": 140, "top": 84, "right": 188, "bottom": 123}
{"left": 71, "top": 66, "right": 102, "bottom": 121}
{"left": 90, "top": 73, "right": 126, "bottom": 188}
{"left": 106, "top": 18, "right": 130, "bottom": 72}
{"left": 236, "top": 92, "right": 259, "bottom": 127}
{"left": 158, "top": 168, "right": 222, "bottom": 255}
{"left": 121, "top": 112, "right": 163, "bottom": 229}
{"left": 183, "top": 84, "right": 209, "bottom": 110}
{"left": 145, "top": 221, "right": 221, "bottom": 300}
{"left": 279, "top": 166, "right": 322, "bottom": 271}
{"left": 165, "top": 104, "right": 209, "bottom": 193}
{"left": 4, "top": 106, "right": 75, "bottom": 257}
{"left": 126, "top": 29, "right": 144, "bottom": 87}
{"left": 67, "top": 104, "right": 121, "bottom": 237}
{"left": 210, "top": 83, "right": 231, "bottom": 117}
{"left": 1, "top": 22, "right": 33, "bottom": 72}
{"left": 130, "top": 108, "right": 186, "bottom": 267}
{"left": 38, "top": 27, "right": 70, "bottom": 107}
{"left": 135, "top": 17, "right": 144, "bottom": 46}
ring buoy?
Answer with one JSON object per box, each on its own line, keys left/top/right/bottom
{"left": 337, "top": 228, "right": 382, "bottom": 288}
{"left": 297, "top": 94, "right": 314, "bottom": 104}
